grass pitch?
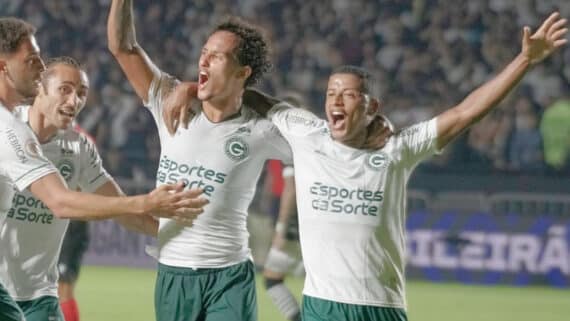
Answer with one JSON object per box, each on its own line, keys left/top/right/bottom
{"left": 76, "top": 266, "right": 569, "bottom": 321}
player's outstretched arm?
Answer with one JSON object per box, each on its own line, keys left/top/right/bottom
{"left": 107, "top": 0, "right": 159, "bottom": 102}
{"left": 436, "top": 12, "right": 567, "bottom": 149}
{"left": 161, "top": 81, "right": 199, "bottom": 135}
{"left": 28, "top": 172, "right": 208, "bottom": 220}
{"left": 92, "top": 180, "right": 158, "bottom": 236}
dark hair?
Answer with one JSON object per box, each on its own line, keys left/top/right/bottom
{"left": 332, "top": 65, "right": 380, "bottom": 98}
{"left": 45, "top": 56, "right": 83, "bottom": 70}
{"left": 42, "top": 56, "right": 86, "bottom": 87}
{"left": 0, "top": 17, "right": 36, "bottom": 55}
{"left": 280, "top": 91, "right": 308, "bottom": 110}
{"left": 212, "top": 17, "right": 271, "bottom": 87}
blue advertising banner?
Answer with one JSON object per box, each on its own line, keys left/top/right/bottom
{"left": 84, "top": 210, "right": 569, "bottom": 287}
{"left": 406, "top": 210, "right": 570, "bottom": 287}
{"left": 84, "top": 220, "right": 157, "bottom": 268}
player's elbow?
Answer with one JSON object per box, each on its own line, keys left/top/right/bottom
{"left": 108, "top": 42, "right": 119, "bottom": 56}
{"left": 107, "top": 40, "right": 124, "bottom": 57}
{"left": 43, "top": 193, "right": 75, "bottom": 219}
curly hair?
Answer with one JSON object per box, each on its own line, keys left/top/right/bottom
{"left": 0, "top": 17, "right": 36, "bottom": 55}
{"left": 212, "top": 17, "right": 271, "bottom": 87}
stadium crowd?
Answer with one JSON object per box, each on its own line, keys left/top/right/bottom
{"left": 3, "top": 0, "right": 570, "bottom": 179}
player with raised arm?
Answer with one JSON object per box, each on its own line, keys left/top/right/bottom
{"left": 163, "top": 13, "right": 567, "bottom": 321}
{"left": 107, "top": 1, "right": 294, "bottom": 320}
{"left": 0, "top": 18, "right": 206, "bottom": 321}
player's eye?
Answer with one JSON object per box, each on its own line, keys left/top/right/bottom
{"left": 59, "top": 86, "right": 72, "bottom": 95}
{"left": 342, "top": 91, "right": 359, "bottom": 99}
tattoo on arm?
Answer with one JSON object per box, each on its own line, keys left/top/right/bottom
{"left": 243, "top": 88, "right": 281, "bottom": 117}
{"left": 115, "top": 0, "right": 137, "bottom": 51}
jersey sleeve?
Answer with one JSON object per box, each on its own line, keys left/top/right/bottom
{"left": 76, "top": 133, "right": 113, "bottom": 192}
{"left": 143, "top": 71, "right": 180, "bottom": 129}
{"left": 267, "top": 102, "right": 326, "bottom": 140}
{"left": 393, "top": 117, "right": 440, "bottom": 169}
{"left": 0, "top": 122, "right": 57, "bottom": 191}
{"left": 261, "top": 122, "right": 293, "bottom": 164}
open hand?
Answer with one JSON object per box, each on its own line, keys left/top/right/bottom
{"left": 522, "top": 12, "right": 567, "bottom": 65}
{"left": 146, "top": 182, "right": 208, "bottom": 218}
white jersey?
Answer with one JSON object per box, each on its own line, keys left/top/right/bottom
{"left": 145, "top": 73, "right": 292, "bottom": 268}
{"left": 0, "top": 105, "right": 111, "bottom": 301}
{"left": 0, "top": 104, "right": 57, "bottom": 298}
{"left": 268, "top": 103, "right": 440, "bottom": 309}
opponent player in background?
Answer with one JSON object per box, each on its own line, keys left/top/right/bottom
{"left": 107, "top": 1, "right": 292, "bottom": 320}
{"left": 163, "top": 12, "right": 567, "bottom": 321}
{"left": 263, "top": 163, "right": 303, "bottom": 321}
{"left": 0, "top": 17, "right": 206, "bottom": 321}
{"left": 262, "top": 94, "right": 307, "bottom": 321}
{"left": 57, "top": 220, "right": 88, "bottom": 321}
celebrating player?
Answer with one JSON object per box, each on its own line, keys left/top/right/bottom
{"left": 107, "top": 1, "right": 294, "bottom": 320}
{"left": 164, "top": 12, "right": 567, "bottom": 321}
{"left": 0, "top": 18, "right": 206, "bottom": 321}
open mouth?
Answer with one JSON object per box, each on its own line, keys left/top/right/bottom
{"left": 198, "top": 71, "right": 209, "bottom": 88}
{"left": 330, "top": 111, "right": 346, "bottom": 129}
{"left": 58, "top": 109, "right": 75, "bottom": 119}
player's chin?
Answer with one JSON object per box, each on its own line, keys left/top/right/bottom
{"left": 330, "top": 129, "right": 346, "bottom": 141}
{"left": 197, "top": 88, "right": 211, "bottom": 101}
{"left": 21, "top": 85, "right": 39, "bottom": 100}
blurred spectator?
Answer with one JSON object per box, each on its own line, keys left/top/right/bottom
{"left": 508, "top": 97, "right": 544, "bottom": 171}
{"left": 540, "top": 98, "right": 570, "bottom": 171}
{"left": 3, "top": 0, "right": 568, "bottom": 178}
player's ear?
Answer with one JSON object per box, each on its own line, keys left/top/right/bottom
{"left": 0, "top": 59, "right": 7, "bottom": 75}
{"left": 37, "top": 76, "right": 48, "bottom": 97}
{"left": 237, "top": 65, "right": 252, "bottom": 82}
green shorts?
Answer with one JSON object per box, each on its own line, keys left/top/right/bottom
{"left": 155, "top": 260, "right": 257, "bottom": 321}
{"left": 0, "top": 283, "right": 24, "bottom": 321}
{"left": 302, "top": 295, "right": 408, "bottom": 321}
{"left": 17, "top": 295, "right": 64, "bottom": 321}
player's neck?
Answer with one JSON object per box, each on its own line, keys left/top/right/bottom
{"left": 202, "top": 95, "right": 242, "bottom": 123}
{"left": 0, "top": 80, "right": 23, "bottom": 111}
{"left": 336, "top": 128, "right": 367, "bottom": 149}
{"left": 28, "top": 102, "right": 58, "bottom": 143}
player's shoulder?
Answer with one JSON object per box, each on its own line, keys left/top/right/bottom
{"left": 272, "top": 105, "right": 328, "bottom": 140}
{"left": 12, "top": 105, "right": 30, "bottom": 122}
{"left": 240, "top": 105, "right": 277, "bottom": 129}
{"left": 227, "top": 107, "right": 285, "bottom": 144}
{"left": 0, "top": 107, "right": 34, "bottom": 139}
{"left": 54, "top": 128, "right": 96, "bottom": 150}
{"left": 393, "top": 118, "right": 436, "bottom": 140}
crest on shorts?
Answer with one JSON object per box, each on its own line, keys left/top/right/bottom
{"left": 224, "top": 137, "right": 249, "bottom": 162}
{"left": 57, "top": 159, "right": 75, "bottom": 181}
{"left": 365, "top": 151, "right": 389, "bottom": 171}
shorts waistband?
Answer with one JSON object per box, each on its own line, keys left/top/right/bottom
{"left": 158, "top": 260, "right": 251, "bottom": 275}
